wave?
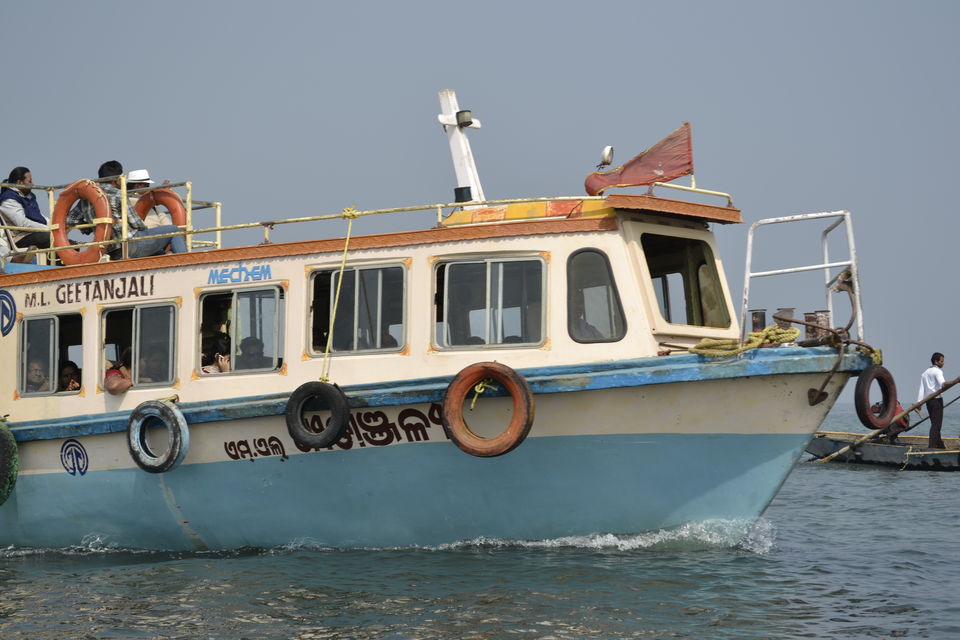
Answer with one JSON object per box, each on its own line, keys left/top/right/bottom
{"left": 1, "top": 519, "right": 777, "bottom": 558}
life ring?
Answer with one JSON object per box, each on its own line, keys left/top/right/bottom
{"left": 441, "top": 362, "right": 534, "bottom": 457}
{"left": 0, "top": 421, "right": 19, "bottom": 506}
{"left": 872, "top": 401, "right": 910, "bottom": 430}
{"left": 52, "top": 179, "right": 113, "bottom": 265}
{"left": 127, "top": 400, "right": 190, "bottom": 473}
{"left": 134, "top": 188, "right": 187, "bottom": 228}
{"left": 284, "top": 381, "right": 350, "bottom": 449}
{"left": 854, "top": 364, "right": 898, "bottom": 429}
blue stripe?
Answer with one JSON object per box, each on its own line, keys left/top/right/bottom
{"left": 9, "top": 346, "right": 869, "bottom": 442}
{"left": 0, "top": 432, "right": 812, "bottom": 550}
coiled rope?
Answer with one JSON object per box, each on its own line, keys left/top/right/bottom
{"left": 689, "top": 325, "right": 800, "bottom": 358}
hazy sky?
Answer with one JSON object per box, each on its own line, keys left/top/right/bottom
{"left": 5, "top": 1, "right": 958, "bottom": 401}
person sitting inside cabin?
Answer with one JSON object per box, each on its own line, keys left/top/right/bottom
{"left": 25, "top": 358, "right": 50, "bottom": 393}
{"left": 104, "top": 348, "right": 134, "bottom": 395}
{"left": 58, "top": 360, "right": 81, "bottom": 392}
{"left": 201, "top": 334, "right": 232, "bottom": 374}
{"left": 127, "top": 168, "right": 172, "bottom": 229}
{"left": 234, "top": 336, "right": 272, "bottom": 370}
{"left": 66, "top": 160, "right": 187, "bottom": 259}
{"left": 0, "top": 166, "right": 51, "bottom": 251}
{"left": 138, "top": 346, "right": 169, "bottom": 384}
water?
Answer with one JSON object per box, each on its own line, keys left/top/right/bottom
{"left": 2, "top": 407, "right": 959, "bottom": 639}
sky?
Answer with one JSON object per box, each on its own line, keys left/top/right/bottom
{"left": 5, "top": 0, "right": 959, "bottom": 403}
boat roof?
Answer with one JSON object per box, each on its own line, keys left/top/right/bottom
{"left": 441, "top": 194, "right": 742, "bottom": 227}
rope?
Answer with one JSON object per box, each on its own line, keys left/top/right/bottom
{"left": 319, "top": 207, "right": 359, "bottom": 382}
{"left": 689, "top": 325, "right": 800, "bottom": 358}
{"left": 469, "top": 378, "right": 495, "bottom": 411}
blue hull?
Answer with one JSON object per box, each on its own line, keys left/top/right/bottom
{"left": 1, "top": 432, "right": 807, "bottom": 550}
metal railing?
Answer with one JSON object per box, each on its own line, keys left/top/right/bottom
{"left": 740, "top": 210, "right": 864, "bottom": 342}
{"left": 0, "top": 178, "right": 222, "bottom": 267}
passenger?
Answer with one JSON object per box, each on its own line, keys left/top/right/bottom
{"left": 66, "top": 160, "right": 187, "bottom": 259}
{"left": 24, "top": 358, "right": 50, "bottom": 392}
{"left": 58, "top": 360, "right": 81, "bottom": 392}
{"left": 127, "top": 169, "right": 172, "bottom": 229}
{"left": 201, "top": 335, "right": 232, "bottom": 374}
{"left": 0, "top": 166, "right": 51, "bottom": 251}
{"left": 138, "top": 346, "right": 168, "bottom": 383}
{"left": 916, "top": 352, "right": 960, "bottom": 449}
{"left": 235, "top": 336, "right": 272, "bottom": 370}
{"left": 104, "top": 348, "right": 134, "bottom": 395}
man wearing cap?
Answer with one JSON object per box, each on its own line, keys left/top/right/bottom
{"left": 127, "top": 169, "right": 172, "bottom": 229}
{"left": 67, "top": 160, "right": 186, "bottom": 259}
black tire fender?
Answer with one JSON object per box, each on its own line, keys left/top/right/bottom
{"left": 284, "top": 381, "right": 350, "bottom": 449}
{"left": 127, "top": 400, "right": 190, "bottom": 473}
{"left": 855, "top": 364, "right": 898, "bottom": 429}
{"left": 0, "top": 421, "right": 19, "bottom": 506}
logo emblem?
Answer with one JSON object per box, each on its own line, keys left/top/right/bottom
{"left": 60, "top": 439, "right": 89, "bottom": 476}
{"left": 0, "top": 290, "right": 15, "bottom": 337}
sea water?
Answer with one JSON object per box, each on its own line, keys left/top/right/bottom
{"left": 2, "top": 407, "right": 958, "bottom": 639}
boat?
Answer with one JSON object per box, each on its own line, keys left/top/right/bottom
{"left": 806, "top": 431, "right": 960, "bottom": 470}
{"left": 0, "top": 91, "right": 877, "bottom": 550}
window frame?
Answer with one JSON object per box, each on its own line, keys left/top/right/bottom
{"left": 639, "top": 231, "right": 732, "bottom": 331}
{"left": 566, "top": 248, "right": 627, "bottom": 344}
{"left": 18, "top": 312, "right": 85, "bottom": 397}
{"left": 433, "top": 254, "right": 547, "bottom": 350}
{"left": 307, "top": 262, "right": 407, "bottom": 356}
{"left": 197, "top": 285, "right": 285, "bottom": 375}
{"left": 101, "top": 301, "right": 179, "bottom": 388}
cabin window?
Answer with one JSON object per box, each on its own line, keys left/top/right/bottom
{"left": 642, "top": 234, "right": 730, "bottom": 328}
{"left": 198, "top": 287, "right": 284, "bottom": 373}
{"left": 434, "top": 258, "right": 544, "bottom": 347}
{"left": 567, "top": 249, "right": 626, "bottom": 343}
{"left": 102, "top": 304, "right": 177, "bottom": 386}
{"left": 310, "top": 265, "right": 404, "bottom": 353}
{"left": 19, "top": 313, "right": 83, "bottom": 395}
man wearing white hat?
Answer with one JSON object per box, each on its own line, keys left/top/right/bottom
{"left": 127, "top": 169, "right": 171, "bottom": 229}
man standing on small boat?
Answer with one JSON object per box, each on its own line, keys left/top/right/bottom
{"left": 917, "top": 352, "right": 960, "bottom": 449}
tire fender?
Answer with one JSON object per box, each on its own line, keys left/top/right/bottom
{"left": 127, "top": 400, "right": 190, "bottom": 473}
{"left": 855, "top": 364, "right": 898, "bottom": 429}
{"left": 284, "top": 381, "right": 350, "bottom": 449}
{"left": 0, "top": 421, "right": 19, "bottom": 506}
{"left": 442, "top": 361, "right": 535, "bottom": 457}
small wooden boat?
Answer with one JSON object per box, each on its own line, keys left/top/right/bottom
{"left": 806, "top": 431, "right": 960, "bottom": 470}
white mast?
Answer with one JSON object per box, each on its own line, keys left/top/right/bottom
{"left": 437, "top": 89, "right": 485, "bottom": 204}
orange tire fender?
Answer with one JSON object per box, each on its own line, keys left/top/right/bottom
{"left": 441, "top": 361, "right": 534, "bottom": 457}
{"left": 134, "top": 188, "right": 186, "bottom": 228}
{"left": 52, "top": 180, "right": 112, "bottom": 265}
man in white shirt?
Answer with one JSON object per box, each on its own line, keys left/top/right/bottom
{"left": 917, "top": 352, "right": 960, "bottom": 449}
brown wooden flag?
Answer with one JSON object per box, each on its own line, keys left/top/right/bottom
{"left": 584, "top": 123, "right": 693, "bottom": 196}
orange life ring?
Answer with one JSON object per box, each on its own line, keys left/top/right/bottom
{"left": 441, "top": 362, "right": 534, "bottom": 457}
{"left": 134, "top": 189, "right": 186, "bottom": 228}
{"left": 52, "top": 180, "right": 113, "bottom": 265}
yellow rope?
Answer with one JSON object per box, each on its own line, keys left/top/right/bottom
{"left": 857, "top": 344, "right": 883, "bottom": 365}
{"left": 469, "top": 378, "right": 495, "bottom": 411}
{"left": 319, "top": 207, "right": 359, "bottom": 382}
{"left": 689, "top": 325, "right": 800, "bottom": 358}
